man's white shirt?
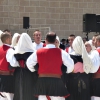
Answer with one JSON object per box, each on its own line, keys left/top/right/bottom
{"left": 33, "top": 42, "right": 43, "bottom": 50}
{"left": 26, "top": 44, "right": 74, "bottom": 73}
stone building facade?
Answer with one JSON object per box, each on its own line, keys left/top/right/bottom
{"left": 0, "top": 0, "right": 100, "bottom": 39}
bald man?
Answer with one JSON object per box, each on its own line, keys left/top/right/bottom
{"left": 27, "top": 32, "right": 74, "bottom": 100}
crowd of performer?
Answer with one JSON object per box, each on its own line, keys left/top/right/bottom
{"left": 0, "top": 29, "right": 100, "bottom": 100}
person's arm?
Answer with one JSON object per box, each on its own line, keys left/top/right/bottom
{"left": 26, "top": 51, "right": 37, "bottom": 72}
{"left": 6, "top": 48, "right": 19, "bottom": 67}
{"left": 61, "top": 50, "right": 74, "bottom": 73}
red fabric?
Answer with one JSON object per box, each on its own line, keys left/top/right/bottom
{"left": 96, "top": 49, "right": 100, "bottom": 73}
{"left": 97, "top": 49, "right": 100, "bottom": 53}
{"left": 63, "top": 94, "right": 70, "bottom": 98}
{"left": 43, "top": 43, "right": 46, "bottom": 47}
{"left": 37, "top": 48, "right": 63, "bottom": 75}
{"left": 0, "top": 45, "right": 10, "bottom": 71}
{"left": 46, "top": 96, "right": 51, "bottom": 100}
{"left": 19, "top": 60, "right": 25, "bottom": 68}
{"left": 97, "top": 68, "right": 100, "bottom": 73}
{"left": 66, "top": 47, "right": 69, "bottom": 53}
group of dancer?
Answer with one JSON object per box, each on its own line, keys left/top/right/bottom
{"left": 0, "top": 29, "right": 100, "bottom": 100}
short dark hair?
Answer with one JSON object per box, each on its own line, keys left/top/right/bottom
{"left": 3, "top": 29, "right": 11, "bottom": 33}
{"left": 93, "top": 34, "right": 98, "bottom": 37}
{"left": 35, "top": 29, "right": 39, "bottom": 31}
{"left": 33, "top": 30, "right": 41, "bottom": 36}
{"left": 1, "top": 33, "right": 11, "bottom": 43}
{"left": 33, "top": 30, "right": 40, "bottom": 33}
{"left": 3, "top": 29, "right": 12, "bottom": 35}
{"left": 66, "top": 39, "right": 69, "bottom": 43}
{"left": 69, "top": 34, "right": 75, "bottom": 38}
{"left": 61, "top": 39, "right": 66, "bottom": 42}
{"left": 46, "top": 32, "right": 56, "bottom": 43}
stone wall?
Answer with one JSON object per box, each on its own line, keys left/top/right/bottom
{"left": 0, "top": 0, "right": 100, "bottom": 39}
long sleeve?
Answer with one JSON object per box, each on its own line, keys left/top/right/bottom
{"left": 89, "top": 50, "right": 100, "bottom": 73}
{"left": 6, "top": 48, "right": 19, "bottom": 67}
{"left": 26, "top": 51, "right": 37, "bottom": 72}
{"left": 61, "top": 50, "right": 74, "bottom": 73}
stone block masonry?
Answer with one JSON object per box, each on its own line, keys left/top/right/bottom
{"left": 0, "top": 0, "right": 100, "bottom": 39}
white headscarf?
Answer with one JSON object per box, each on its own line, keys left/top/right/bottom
{"left": 14, "top": 33, "right": 34, "bottom": 54}
{"left": 86, "top": 40, "right": 100, "bottom": 73}
{"left": 88, "top": 40, "right": 96, "bottom": 50}
{"left": 11, "top": 33, "right": 20, "bottom": 47}
{"left": 0, "top": 30, "right": 3, "bottom": 46}
{"left": 72, "top": 36, "right": 94, "bottom": 74}
{"left": 56, "top": 36, "right": 60, "bottom": 46}
{"left": 0, "top": 30, "right": 3, "bottom": 34}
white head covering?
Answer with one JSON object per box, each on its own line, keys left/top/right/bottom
{"left": 11, "top": 33, "right": 20, "bottom": 47}
{"left": 72, "top": 36, "right": 94, "bottom": 74}
{"left": 86, "top": 40, "right": 100, "bottom": 73}
{"left": 0, "top": 30, "right": 3, "bottom": 34}
{"left": 14, "top": 33, "right": 34, "bottom": 54}
{"left": 88, "top": 40, "right": 96, "bottom": 50}
{"left": 56, "top": 36, "right": 60, "bottom": 46}
{"left": 0, "top": 30, "right": 3, "bottom": 46}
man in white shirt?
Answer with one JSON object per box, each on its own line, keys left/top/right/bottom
{"left": 33, "top": 30, "right": 44, "bottom": 50}
{"left": 66, "top": 34, "right": 75, "bottom": 54}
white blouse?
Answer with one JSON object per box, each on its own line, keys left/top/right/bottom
{"left": 6, "top": 48, "right": 19, "bottom": 67}
{"left": 88, "top": 50, "right": 100, "bottom": 73}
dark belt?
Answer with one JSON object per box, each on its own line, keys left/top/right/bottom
{"left": 39, "top": 74, "right": 61, "bottom": 78}
{"left": 0, "top": 70, "right": 13, "bottom": 75}
{"left": 93, "top": 73, "right": 100, "bottom": 78}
